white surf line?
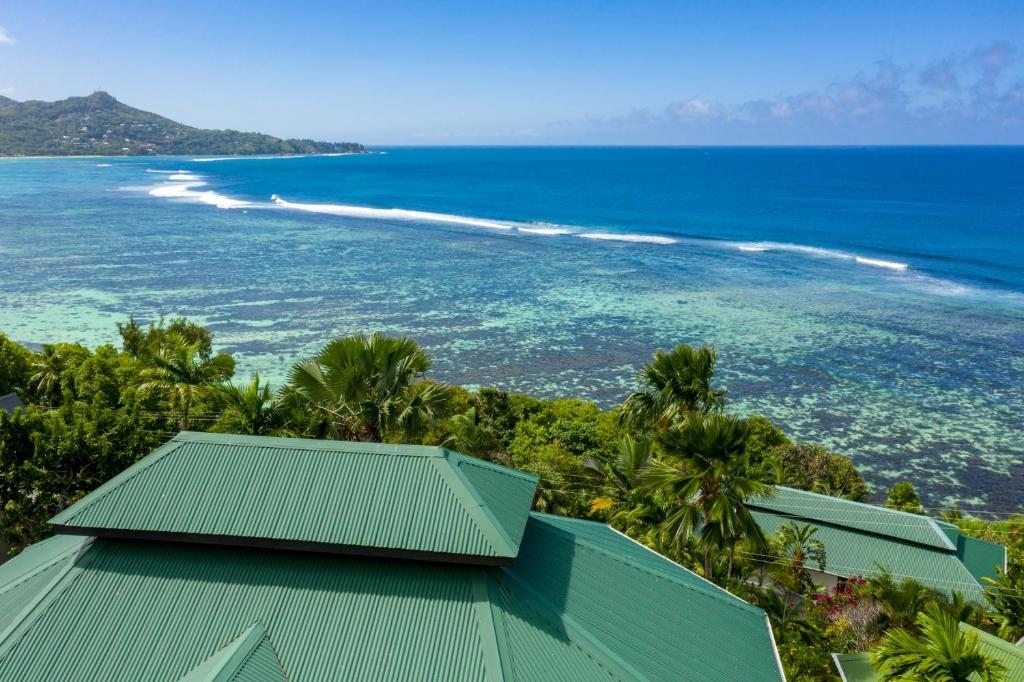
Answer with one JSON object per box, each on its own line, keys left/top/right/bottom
{"left": 148, "top": 175, "right": 252, "bottom": 209}
{"left": 577, "top": 232, "right": 678, "bottom": 245}
{"left": 855, "top": 256, "right": 909, "bottom": 271}
{"left": 271, "top": 195, "right": 514, "bottom": 230}
{"left": 735, "top": 241, "right": 909, "bottom": 270}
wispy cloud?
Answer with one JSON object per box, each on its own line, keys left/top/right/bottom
{"left": 550, "top": 40, "right": 1024, "bottom": 144}
{"left": 0, "top": 26, "right": 14, "bottom": 45}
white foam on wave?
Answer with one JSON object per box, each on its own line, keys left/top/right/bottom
{"left": 167, "top": 173, "right": 202, "bottom": 182}
{"left": 577, "top": 232, "right": 678, "bottom": 245}
{"left": 271, "top": 195, "right": 513, "bottom": 230}
{"left": 146, "top": 169, "right": 189, "bottom": 174}
{"left": 149, "top": 179, "right": 250, "bottom": 209}
{"left": 855, "top": 256, "right": 909, "bottom": 271}
{"left": 518, "top": 225, "right": 575, "bottom": 236}
{"left": 96, "top": 163, "right": 112, "bottom": 168}
{"left": 735, "top": 241, "right": 909, "bottom": 270}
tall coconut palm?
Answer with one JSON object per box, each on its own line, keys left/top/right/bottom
{"left": 640, "top": 412, "right": 772, "bottom": 580}
{"left": 286, "top": 333, "right": 452, "bottom": 442}
{"left": 870, "top": 603, "right": 1007, "bottom": 681}
{"left": 775, "top": 522, "right": 827, "bottom": 594}
{"left": 619, "top": 344, "right": 724, "bottom": 430}
{"left": 212, "top": 374, "right": 292, "bottom": 436}
{"left": 28, "top": 345, "right": 66, "bottom": 405}
{"left": 138, "top": 333, "right": 235, "bottom": 430}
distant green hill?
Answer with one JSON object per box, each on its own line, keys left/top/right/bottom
{"left": 0, "top": 91, "right": 364, "bottom": 156}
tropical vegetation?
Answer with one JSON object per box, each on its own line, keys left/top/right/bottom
{"left": 1, "top": 320, "right": 1021, "bottom": 680}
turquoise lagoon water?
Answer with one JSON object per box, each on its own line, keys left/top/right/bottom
{"left": 0, "top": 148, "right": 1022, "bottom": 507}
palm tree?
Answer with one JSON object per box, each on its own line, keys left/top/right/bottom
{"left": 983, "top": 566, "right": 1024, "bottom": 642}
{"left": 870, "top": 603, "right": 1007, "bottom": 681}
{"left": 286, "top": 333, "right": 452, "bottom": 442}
{"left": 619, "top": 344, "right": 724, "bottom": 430}
{"left": 444, "top": 406, "right": 499, "bottom": 458}
{"left": 640, "top": 412, "right": 772, "bottom": 580}
{"left": 212, "top": 374, "right": 292, "bottom": 436}
{"left": 586, "top": 435, "right": 663, "bottom": 534}
{"left": 774, "top": 522, "right": 827, "bottom": 594}
{"left": 29, "top": 345, "right": 66, "bottom": 405}
{"left": 869, "top": 571, "right": 942, "bottom": 632}
{"left": 138, "top": 333, "right": 234, "bottom": 430}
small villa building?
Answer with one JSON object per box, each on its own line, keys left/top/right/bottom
{"left": 749, "top": 486, "right": 1006, "bottom": 602}
{"left": 0, "top": 432, "right": 784, "bottom": 681}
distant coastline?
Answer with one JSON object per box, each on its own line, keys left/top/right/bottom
{"left": 0, "top": 91, "right": 364, "bottom": 157}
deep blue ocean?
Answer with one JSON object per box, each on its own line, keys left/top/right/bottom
{"left": 1, "top": 147, "right": 1022, "bottom": 507}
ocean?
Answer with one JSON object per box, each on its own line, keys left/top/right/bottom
{"left": 1, "top": 147, "right": 1022, "bottom": 507}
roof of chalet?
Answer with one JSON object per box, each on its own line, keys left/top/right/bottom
{"left": 0, "top": 432, "right": 784, "bottom": 681}
{"left": 0, "top": 392, "right": 24, "bottom": 414}
{"left": 749, "top": 486, "right": 1006, "bottom": 602}
{"left": 832, "top": 624, "right": 1024, "bottom": 681}
{"left": 51, "top": 432, "right": 539, "bottom": 564}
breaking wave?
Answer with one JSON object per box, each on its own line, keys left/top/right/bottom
{"left": 734, "top": 241, "right": 909, "bottom": 270}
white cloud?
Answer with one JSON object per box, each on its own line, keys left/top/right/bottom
{"left": 0, "top": 26, "right": 14, "bottom": 45}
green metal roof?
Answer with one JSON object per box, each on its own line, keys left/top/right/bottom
{"left": 832, "top": 625, "right": 1024, "bottom": 681}
{"left": 50, "top": 432, "right": 538, "bottom": 564}
{"left": 177, "top": 625, "right": 287, "bottom": 682}
{"left": 750, "top": 487, "right": 1005, "bottom": 603}
{"left": 751, "top": 486, "right": 954, "bottom": 550}
{"left": 0, "top": 515, "right": 783, "bottom": 681}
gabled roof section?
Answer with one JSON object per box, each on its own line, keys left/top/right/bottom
{"left": 177, "top": 624, "right": 287, "bottom": 682}
{"left": 752, "top": 509, "right": 986, "bottom": 602}
{"left": 749, "top": 487, "right": 1006, "bottom": 603}
{"left": 49, "top": 432, "right": 538, "bottom": 564}
{"left": 750, "top": 486, "right": 955, "bottom": 550}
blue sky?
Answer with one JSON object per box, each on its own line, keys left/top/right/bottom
{"left": 2, "top": 1, "right": 1023, "bottom": 144}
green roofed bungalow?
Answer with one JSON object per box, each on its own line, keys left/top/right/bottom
{"left": 832, "top": 624, "right": 1024, "bottom": 681}
{"left": 0, "top": 432, "right": 785, "bottom": 681}
{"left": 749, "top": 486, "right": 1006, "bottom": 603}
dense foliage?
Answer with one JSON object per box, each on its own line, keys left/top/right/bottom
{"left": 1, "top": 324, "right": 1021, "bottom": 680}
{"left": 0, "top": 91, "right": 364, "bottom": 156}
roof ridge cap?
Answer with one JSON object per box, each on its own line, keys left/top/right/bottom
{"left": 434, "top": 456, "right": 519, "bottom": 557}
{"left": 754, "top": 487, "right": 954, "bottom": 550}
{"left": 50, "top": 440, "right": 185, "bottom": 526}
{"left": 528, "top": 514, "right": 762, "bottom": 615}
{"left": 174, "top": 431, "right": 446, "bottom": 457}
{"left": 445, "top": 449, "right": 539, "bottom": 484}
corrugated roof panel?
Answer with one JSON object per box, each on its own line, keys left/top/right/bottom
{"left": 0, "top": 534, "right": 89, "bottom": 634}
{"left": 50, "top": 432, "right": 537, "bottom": 563}
{"left": 0, "top": 539, "right": 492, "bottom": 681}
{"left": 750, "top": 487, "right": 953, "bottom": 550}
{"left": 488, "top": 575, "right": 627, "bottom": 681}
{"left": 972, "top": 625, "right": 1024, "bottom": 679}
{"left": 507, "top": 514, "right": 784, "bottom": 682}
{"left": 752, "top": 510, "right": 985, "bottom": 602}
